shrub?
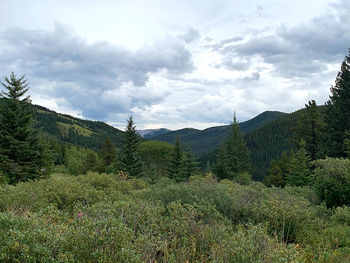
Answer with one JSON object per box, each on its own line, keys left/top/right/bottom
{"left": 313, "top": 158, "right": 350, "bottom": 207}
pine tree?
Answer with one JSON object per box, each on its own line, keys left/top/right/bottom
{"left": 182, "top": 145, "right": 199, "bottom": 180}
{"left": 167, "top": 133, "right": 184, "bottom": 182}
{"left": 294, "top": 100, "right": 325, "bottom": 160}
{"left": 264, "top": 159, "right": 284, "bottom": 187}
{"left": 215, "top": 143, "right": 229, "bottom": 179}
{"left": 287, "top": 140, "right": 312, "bottom": 187}
{"left": 215, "top": 113, "right": 251, "bottom": 180}
{"left": 325, "top": 50, "right": 350, "bottom": 157}
{"left": 120, "top": 116, "right": 143, "bottom": 177}
{"left": 99, "top": 137, "right": 117, "bottom": 171}
{"left": 263, "top": 151, "right": 289, "bottom": 187}
{"left": 0, "top": 73, "right": 43, "bottom": 184}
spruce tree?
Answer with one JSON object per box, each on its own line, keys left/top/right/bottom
{"left": 263, "top": 151, "right": 289, "bottom": 187}
{"left": 120, "top": 116, "right": 143, "bottom": 177}
{"left": 264, "top": 159, "right": 284, "bottom": 187}
{"left": 215, "top": 113, "right": 251, "bottom": 180}
{"left": 0, "top": 73, "right": 43, "bottom": 184}
{"left": 294, "top": 100, "right": 325, "bottom": 160}
{"left": 99, "top": 137, "right": 117, "bottom": 171}
{"left": 215, "top": 143, "right": 229, "bottom": 179}
{"left": 325, "top": 50, "right": 350, "bottom": 157}
{"left": 182, "top": 145, "right": 199, "bottom": 180}
{"left": 167, "top": 133, "right": 184, "bottom": 182}
{"left": 287, "top": 140, "right": 312, "bottom": 187}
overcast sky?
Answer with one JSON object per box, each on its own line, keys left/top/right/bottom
{"left": 0, "top": 0, "right": 349, "bottom": 130}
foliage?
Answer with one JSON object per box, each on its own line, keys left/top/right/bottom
{"left": 294, "top": 100, "right": 326, "bottom": 160}
{"left": 120, "top": 116, "right": 143, "bottom": 177}
{"left": 313, "top": 157, "right": 350, "bottom": 207}
{"left": 215, "top": 113, "right": 251, "bottom": 180}
{"left": 32, "top": 104, "right": 125, "bottom": 151}
{"left": 287, "top": 140, "right": 312, "bottom": 187}
{"left": 0, "top": 73, "right": 45, "bottom": 184}
{"left": 98, "top": 137, "right": 117, "bottom": 172}
{"left": 0, "top": 172, "right": 349, "bottom": 261}
{"left": 264, "top": 151, "right": 290, "bottom": 187}
{"left": 139, "top": 140, "right": 173, "bottom": 181}
{"left": 325, "top": 50, "right": 350, "bottom": 157}
{"left": 64, "top": 146, "right": 97, "bottom": 175}
{"left": 167, "top": 133, "right": 184, "bottom": 182}
{"left": 181, "top": 145, "right": 199, "bottom": 180}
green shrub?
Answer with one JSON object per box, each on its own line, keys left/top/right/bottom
{"left": 313, "top": 158, "right": 350, "bottom": 207}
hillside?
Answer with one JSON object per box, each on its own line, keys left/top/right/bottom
{"left": 32, "top": 104, "right": 124, "bottom": 150}
{"left": 137, "top": 128, "right": 171, "bottom": 138}
{"left": 152, "top": 111, "right": 287, "bottom": 153}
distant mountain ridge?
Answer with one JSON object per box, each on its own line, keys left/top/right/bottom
{"left": 137, "top": 128, "right": 171, "bottom": 138}
{"left": 151, "top": 111, "right": 287, "bottom": 153}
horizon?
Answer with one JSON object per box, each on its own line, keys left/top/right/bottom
{"left": 1, "top": 0, "right": 348, "bottom": 129}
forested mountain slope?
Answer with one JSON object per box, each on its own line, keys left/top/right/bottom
{"left": 152, "top": 111, "right": 287, "bottom": 153}
{"left": 32, "top": 104, "right": 124, "bottom": 150}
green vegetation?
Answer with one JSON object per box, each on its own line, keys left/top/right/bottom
{"left": 215, "top": 113, "right": 251, "bottom": 181}
{"left": 119, "top": 116, "right": 143, "bottom": 178}
{"left": 325, "top": 51, "right": 350, "bottom": 157}
{"left": 1, "top": 173, "right": 350, "bottom": 262}
{"left": 0, "top": 73, "right": 45, "bottom": 184}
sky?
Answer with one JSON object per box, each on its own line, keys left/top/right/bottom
{"left": 0, "top": 0, "right": 349, "bottom": 130}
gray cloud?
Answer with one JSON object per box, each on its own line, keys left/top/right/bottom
{"left": 218, "top": 1, "right": 350, "bottom": 78}
{"left": 179, "top": 27, "right": 200, "bottom": 43}
{"left": 0, "top": 23, "right": 193, "bottom": 120}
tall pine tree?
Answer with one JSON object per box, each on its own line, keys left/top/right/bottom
{"left": 120, "top": 116, "right": 143, "bottom": 177}
{"left": 99, "top": 136, "right": 117, "bottom": 172}
{"left": 325, "top": 50, "right": 350, "bottom": 157}
{"left": 215, "top": 113, "right": 251, "bottom": 180}
{"left": 0, "top": 73, "right": 43, "bottom": 184}
{"left": 287, "top": 140, "right": 312, "bottom": 187}
{"left": 167, "top": 133, "right": 184, "bottom": 182}
{"left": 182, "top": 145, "right": 199, "bottom": 180}
{"left": 294, "top": 100, "right": 325, "bottom": 160}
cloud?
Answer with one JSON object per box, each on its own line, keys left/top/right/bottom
{"left": 179, "top": 27, "right": 200, "bottom": 43}
{"left": 217, "top": 1, "right": 350, "bottom": 78}
{"left": 0, "top": 23, "right": 193, "bottom": 120}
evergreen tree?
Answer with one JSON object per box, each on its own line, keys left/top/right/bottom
{"left": 0, "top": 73, "right": 43, "bottom": 184}
{"left": 204, "top": 160, "right": 212, "bottom": 174}
{"left": 287, "top": 140, "right": 312, "bottom": 187}
{"left": 294, "top": 100, "right": 325, "bottom": 160}
{"left": 263, "top": 151, "right": 289, "bottom": 187}
{"left": 215, "top": 113, "right": 251, "bottom": 180}
{"left": 264, "top": 159, "right": 284, "bottom": 187}
{"left": 182, "top": 145, "right": 199, "bottom": 180}
{"left": 167, "top": 133, "right": 184, "bottom": 182}
{"left": 120, "top": 116, "right": 143, "bottom": 177}
{"left": 99, "top": 137, "right": 117, "bottom": 171}
{"left": 215, "top": 143, "right": 229, "bottom": 179}
{"left": 325, "top": 50, "right": 350, "bottom": 157}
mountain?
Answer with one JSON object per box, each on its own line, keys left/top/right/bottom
{"left": 151, "top": 111, "right": 287, "bottom": 154}
{"left": 32, "top": 104, "right": 124, "bottom": 150}
{"left": 137, "top": 128, "right": 171, "bottom": 139}
{"left": 245, "top": 106, "right": 326, "bottom": 181}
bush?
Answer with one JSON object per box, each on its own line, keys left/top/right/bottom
{"left": 313, "top": 158, "right": 350, "bottom": 207}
